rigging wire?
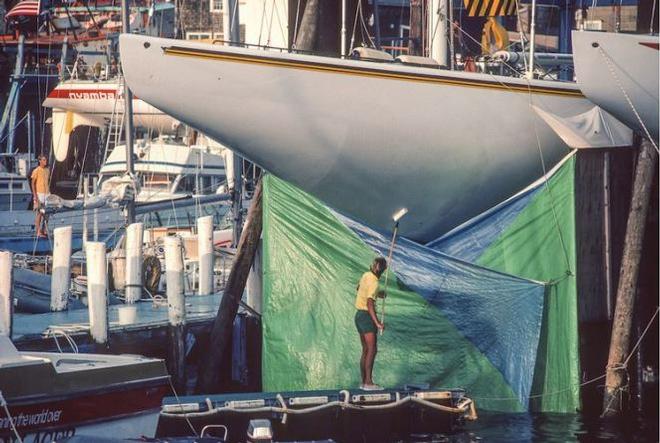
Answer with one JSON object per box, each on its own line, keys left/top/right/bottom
{"left": 272, "top": 0, "right": 287, "bottom": 48}
{"left": 436, "top": 13, "right": 574, "bottom": 271}
{"left": 349, "top": 0, "right": 362, "bottom": 52}
{"left": 257, "top": 0, "right": 268, "bottom": 47}
{"left": 266, "top": 0, "right": 276, "bottom": 47}
{"left": 292, "top": 0, "right": 302, "bottom": 46}
{"left": 597, "top": 45, "right": 659, "bottom": 153}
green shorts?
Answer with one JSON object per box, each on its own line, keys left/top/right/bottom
{"left": 355, "top": 310, "right": 377, "bottom": 335}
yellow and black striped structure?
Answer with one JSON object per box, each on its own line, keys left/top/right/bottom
{"left": 464, "top": 0, "right": 517, "bottom": 16}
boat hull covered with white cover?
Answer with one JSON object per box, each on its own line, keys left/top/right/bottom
{"left": 572, "top": 31, "right": 659, "bottom": 143}
{"left": 120, "top": 35, "right": 596, "bottom": 241}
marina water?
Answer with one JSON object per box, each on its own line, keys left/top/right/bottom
{"left": 409, "top": 411, "right": 659, "bottom": 442}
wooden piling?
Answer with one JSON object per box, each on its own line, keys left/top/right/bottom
{"left": 125, "top": 222, "right": 144, "bottom": 303}
{"left": 197, "top": 216, "right": 214, "bottom": 296}
{"left": 199, "top": 180, "right": 262, "bottom": 392}
{"left": 165, "top": 235, "right": 186, "bottom": 391}
{"left": 86, "top": 241, "right": 108, "bottom": 345}
{"left": 602, "top": 137, "right": 658, "bottom": 417}
{"left": 246, "top": 239, "right": 263, "bottom": 315}
{"left": 409, "top": 0, "right": 423, "bottom": 56}
{"left": 51, "top": 226, "right": 72, "bottom": 311}
{"left": 0, "top": 251, "right": 12, "bottom": 337}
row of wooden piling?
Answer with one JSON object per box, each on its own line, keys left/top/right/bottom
{"left": 0, "top": 215, "right": 220, "bottom": 344}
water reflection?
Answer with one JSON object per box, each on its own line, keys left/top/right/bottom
{"left": 400, "top": 411, "right": 658, "bottom": 443}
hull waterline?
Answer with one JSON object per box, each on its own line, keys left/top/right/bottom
{"left": 120, "top": 35, "right": 595, "bottom": 241}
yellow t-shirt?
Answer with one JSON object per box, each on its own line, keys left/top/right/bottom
{"left": 31, "top": 166, "right": 49, "bottom": 194}
{"left": 355, "top": 271, "right": 379, "bottom": 311}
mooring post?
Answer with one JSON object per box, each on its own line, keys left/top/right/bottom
{"left": 51, "top": 226, "right": 72, "bottom": 311}
{"left": 0, "top": 251, "right": 12, "bottom": 337}
{"left": 165, "top": 235, "right": 186, "bottom": 391}
{"left": 602, "top": 137, "right": 658, "bottom": 417}
{"left": 197, "top": 216, "right": 214, "bottom": 296}
{"left": 86, "top": 241, "right": 108, "bottom": 345}
{"left": 199, "top": 180, "right": 262, "bottom": 392}
{"left": 125, "top": 222, "right": 143, "bottom": 303}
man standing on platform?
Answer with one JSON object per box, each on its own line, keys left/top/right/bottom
{"left": 355, "top": 257, "right": 387, "bottom": 391}
{"left": 31, "top": 154, "right": 50, "bottom": 238}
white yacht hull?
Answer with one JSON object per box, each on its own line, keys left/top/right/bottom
{"left": 120, "top": 35, "right": 595, "bottom": 241}
{"left": 572, "top": 31, "right": 659, "bottom": 143}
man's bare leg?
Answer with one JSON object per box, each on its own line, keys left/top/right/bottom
{"left": 359, "top": 333, "right": 367, "bottom": 384}
{"left": 363, "top": 332, "right": 377, "bottom": 385}
{"left": 35, "top": 211, "right": 43, "bottom": 236}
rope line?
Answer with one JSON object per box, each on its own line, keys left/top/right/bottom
{"left": 523, "top": 73, "right": 574, "bottom": 275}
{"left": 0, "top": 391, "right": 23, "bottom": 443}
{"left": 167, "top": 377, "right": 199, "bottom": 437}
{"left": 597, "top": 46, "right": 659, "bottom": 153}
{"left": 473, "top": 306, "right": 659, "bottom": 403}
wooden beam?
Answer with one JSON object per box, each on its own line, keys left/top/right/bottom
{"left": 198, "top": 179, "right": 263, "bottom": 393}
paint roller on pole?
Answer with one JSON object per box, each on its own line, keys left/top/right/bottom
{"left": 380, "top": 207, "right": 408, "bottom": 336}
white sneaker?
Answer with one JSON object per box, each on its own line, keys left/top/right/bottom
{"left": 362, "top": 383, "right": 384, "bottom": 391}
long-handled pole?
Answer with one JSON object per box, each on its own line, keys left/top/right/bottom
{"left": 380, "top": 222, "right": 400, "bottom": 335}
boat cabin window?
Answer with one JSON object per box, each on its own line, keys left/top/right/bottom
{"left": 0, "top": 182, "right": 24, "bottom": 190}
{"left": 199, "top": 176, "right": 214, "bottom": 194}
{"left": 143, "top": 173, "right": 172, "bottom": 190}
{"left": 176, "top": 175, "right": 196, "bottom": 194}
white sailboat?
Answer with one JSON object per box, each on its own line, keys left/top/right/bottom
{"left": 572, "top": 30, "right": 659, "bottom": 143}
{"left": 118, "top": 35, "right": 598, "bottom": 241}
{"left": 99, "top": 137, "right": 227, "bottom": 203}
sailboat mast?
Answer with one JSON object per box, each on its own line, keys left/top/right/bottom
{"left": 527, "top": 0, "right": 537, "bottom": 78}
{"left": 122, "top": 0, "right": 136, "bottom": 223}
{"left": 428, "top": 0, "right": 448, "bottom": 66}
{"left": 223, "top": 0, "right": 243, "bottom": 246}
{"left": 341, "top": 0, "right": 347, "bottom": 57}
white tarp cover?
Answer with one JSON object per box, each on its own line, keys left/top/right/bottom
{"left": 533, "top": 105, "right": 633, "bottom": 149}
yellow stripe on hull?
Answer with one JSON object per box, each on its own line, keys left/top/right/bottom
{"left": 162, "top": 47, "right": 583, "bottom": 98}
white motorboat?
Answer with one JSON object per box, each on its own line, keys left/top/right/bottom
{"left": 119, "top": 35, "right": 598, "bottom": 241}
{"left": 572, "top": 31, "right": 659, "bottom": 143}
{"left": 99, "top": 137, "right": 227, "bottom": 203}
{"left": 0, "top": 171, "right": 31, "bottom": 211}
{"left": 0, "top": 336, "right": 169, "bottom": 442}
